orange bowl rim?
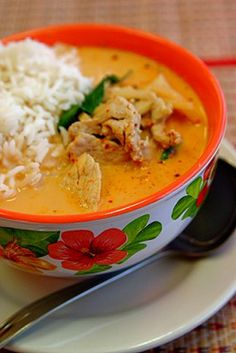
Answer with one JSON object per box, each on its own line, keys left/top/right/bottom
{"left": 0, "top": 23, "right": 227, "bottom": 224}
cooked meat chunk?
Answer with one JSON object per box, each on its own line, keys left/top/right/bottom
{"left": 64, "top": 153, "right": 101, "bottom": 210}
{"left": 76, "top": 153, "right": 101, "bottom": 210}
{"left": 67, "top": 96, "right": 145, "bottom": 163}
{"left": 68, "top": 118, "right": 101, "bottom": 139}
{"left": 67, "top": 132, "right": 102, "bottom": 162}
{"left": 67, "top": 131, "right": 129, "bottom": 163}
{"left": 151, "top": 125, "right": 182, "bottom": 149}
{"left": 150, "top": 96, "right": 181, "bottom": 148}
{"left": 109, "top": 86, "right": 153, "bottom": 101}
{"left": 67, "top": 75, "right": 185, "bottom": 165}
{"left": 147, "top": 74, "right": 204, "bottom": 122}
{"left": 108, "top": 86, "right": 173, "bottom": 119}
{"left": 151, "top": 96, "right": 173, "bottom": 123}
{"left": 108, "top": 84, "right": 179, "bottom": 149}
{"left": 99, "top": 96, "right": 144, "bottom": 162}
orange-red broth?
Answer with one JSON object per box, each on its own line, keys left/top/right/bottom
{"left": 1, "top": 47, "right": 208, "bottom": 215}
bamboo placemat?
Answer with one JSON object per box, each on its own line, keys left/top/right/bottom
{"left": 0, "top": 1, "right": 235, "bottom": 353}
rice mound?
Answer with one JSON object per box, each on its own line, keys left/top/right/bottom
{"left": 0, "top": 39, "right": 92, "bottom": 200}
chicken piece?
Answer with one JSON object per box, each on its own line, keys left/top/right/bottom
{"left": 134, "top": 100, "right": 153, "bottom": 115}
{"left": 151, "top": 124, "right": 182, "bottom": 149}
{"left": 67, "top": 78, "right": 184, "bottom": 163}
{"left": 75, "top": 153, "right": 101, "bottom": 210}
{"left": 147, "top": 74, "right": 205, "bottom": 122}
{"left": 119, "top": 89, "right": 178, "bottom": 149}
{"left": 64, "top": 153, "right": 101, "bottom": 210}
{"left": 98, "top": 96, "right": 144, "bottom": 162}
{"left": 109, "top": 85, "right": 173, "bottom": 119}
{"left": 92, "top": 103, "right": 113, "bottom": 123}
{"left": 68, "top": 105, "right": 117, "bottom": 140}
{"left": 148, "top": 95, "right": 182, "bottom": 148}
{"left": 106, "top": 76, "right": 190, "bottom": 152}
{"left": 68, "top": 118, "right": 101, "bottom": 139}
{"left": 109, "top": 86, "right": 152, "bottom": 101}
{"left": 67, "top": 131, "right": 129, "bottom": 163}
{"left": 109, "top": 84, "right": 173, "bottom": 126}
{"left": 151, "top": 96, "right": 173, "bottom": 123}
{"left": 67, "top": 133, "right": 102, "bottom": 162}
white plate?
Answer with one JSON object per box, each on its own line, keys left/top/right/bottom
{"left": 1, "top": 234, "right": 236, "bottom": 353}
{"left": 0, "top": 139, "right": 236, "bottom": 353}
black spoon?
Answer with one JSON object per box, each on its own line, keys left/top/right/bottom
{"left": 0, "top": 158, "right": 236, "bottom": 349}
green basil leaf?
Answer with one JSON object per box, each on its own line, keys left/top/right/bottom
{"left": 58, "top": 104, "right": 81, "bottom": 129}
{"left": 81, "top": 75, "right": 119, "bottom": 115}
{"left": 58, "top": 74, "right": 120, "bottom": 129}
{"left": 160, "top": 146, "right": 176, "bottom": 161}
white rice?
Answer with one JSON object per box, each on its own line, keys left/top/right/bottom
{"left": 0, "top": 38, "right": 92, "bottom": 200}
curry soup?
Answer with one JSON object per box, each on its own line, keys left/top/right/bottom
{"left": 0, "top": 47, "right": 208, "bottom": 215}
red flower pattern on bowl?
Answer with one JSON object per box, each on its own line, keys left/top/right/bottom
{"left": 48, "top": 229, "right": 128, "bottom": 271}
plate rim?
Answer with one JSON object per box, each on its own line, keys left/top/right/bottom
{"left": 1, "top": 229, "right": 236, "bottom": 353}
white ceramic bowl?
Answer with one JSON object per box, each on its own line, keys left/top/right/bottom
{"left": 0, "top": 24, "right": 226, "bottom": 277}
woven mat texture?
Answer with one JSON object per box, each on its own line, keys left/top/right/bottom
{"left": 0, "top": 1, "right": 235, "bottom": 353}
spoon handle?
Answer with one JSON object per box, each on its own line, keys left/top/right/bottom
{"left": 0, "top": 250, "right": 170, "bottom": 349}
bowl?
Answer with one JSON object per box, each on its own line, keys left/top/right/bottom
{"left": 0, "top": 24, "right": 226, "bottom": 277}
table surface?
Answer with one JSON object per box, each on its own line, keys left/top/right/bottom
{"left": 0, "top": 1, "right": 235, "bottom": 353}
